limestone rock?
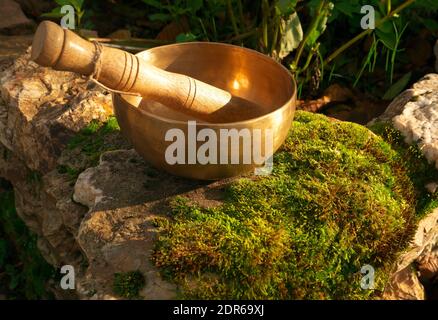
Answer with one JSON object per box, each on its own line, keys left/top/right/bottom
{"left": 0, "top": 51, "right": 114, "bottom": 293}
{"left": 426, "top": 182, "right": 438, "bottom": 194}
{"left": 417, "top": 246, "right": 438, "bottom": 283}
{"left": 382, "top": 208, "right": 438, "bottom": 299}
{"left": 73, "top": 168, "right": 105, "bottom": 209}
{"left": 0, "top": 0, "right": 34, "bottom": 35}
{"left": 393, "top": 209, "right": 438, "bottom": 272}
{"left": 0, "top": 143, "right": 87, "bottom": 268}
{"left": 0, "top": 50, "right": 113, "bottom": 173}
{"left": 371, "top": 74, "right": 438, "bottom": 169}
{"left": 383, "top": 267, "right": 425, "bottom": 300}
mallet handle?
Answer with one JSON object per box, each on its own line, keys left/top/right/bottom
{"left": 31, "top": 21, "right": 242, "bottom": 122}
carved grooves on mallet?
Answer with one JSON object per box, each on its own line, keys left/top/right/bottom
{"left": 116, "top": 52, "right": 139, "bottom": 92}
{"left": 184, "top": 76, "right": 197, "bottom": 111}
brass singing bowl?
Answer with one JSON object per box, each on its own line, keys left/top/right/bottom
{"left": 113, "top": 42, "right": 296, "bottom": 180}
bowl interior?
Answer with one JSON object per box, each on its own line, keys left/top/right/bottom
{"left": 122, "top": 42, "right": 295, "bottom": 123}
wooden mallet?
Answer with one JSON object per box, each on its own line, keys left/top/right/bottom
{"left": 31, "top": 21, "right": 263, "bottom": 123}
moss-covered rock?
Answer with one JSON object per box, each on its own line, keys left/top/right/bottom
{"left": 56, "top": 116, "right": 130, "bottom": 182}
{"left": 152, "top": 111, "right": 438, "bottom": 300}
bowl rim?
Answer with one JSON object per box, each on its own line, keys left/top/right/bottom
{"left": 116, "top": 41, "right": 297, "bottom": 126}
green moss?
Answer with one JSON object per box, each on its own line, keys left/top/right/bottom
{"left": 57, "top": 165, "right": 80, "bottom": 181}
{"left": 55, "top": 116, "right": 129, "bottom": 183}
{"left": 67, "top": 116, "right": 122, "bottom": 167}
{"left": 112, "top": 270, "right": 146, "bottom": 299}
{"left": 26, "top": 171, "right": 42, "bottom": 185}
{"left": 0, "top": 186, "right": 56, "bottom": 299}
{"left": 152, "top": 111, "right": 436, "bottom": 300}
{"left": 102, "top": 117, "right": 121, "bottom": 133}
{"left": 369, "top": 122, "right": 438, "bottom": 218}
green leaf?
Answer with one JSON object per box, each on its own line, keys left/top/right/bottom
{"left": 375, "top": 0, "right": 387, "bottom": 16}
{"left": 40, "top": 7, "right": 63, "bottom": 18}
{"left": 187, "top": 0, "right": 203, "bottom": 12}
{"left": 376, "top": 12, "right": 393, "bottom": 33}
{"left": 148, "top": 13, "right": 172, "bottom": 22}
{"left": 420, "top": 18, "right": 438, "bottom": 32}
{"left": 383, "top": 72, "right": 411, "bottom": 100}
{"left": 376, "top": 29, "right": 396, "bottom": 50}
{"left": 70, "top": 0, "right": 84, "bottom": 11}
{"left": 307, "top": 0, "right": 322, "bottom": 15}
{"left": 54, "top": 0, "right": 71, "bottom": 6}
{"left": 413, "top": 0, "right": 438, "bottom": 10}
{"left": 306, "top": 2, "right": 333, "bottom": 48}
{"left": 176, "top": 32, "right": 197, "bottom": 43}
{"left": 377, "top": 20, "right": 393, "bottom": 33}
{"left": 276, "top": 0, "right": 298, "bottom": 15}
{"left": 278, "top": 12, "right": 303, "bottom": 59}
{"left": 334, "top": 0, "right": 360, "bottom": 17}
